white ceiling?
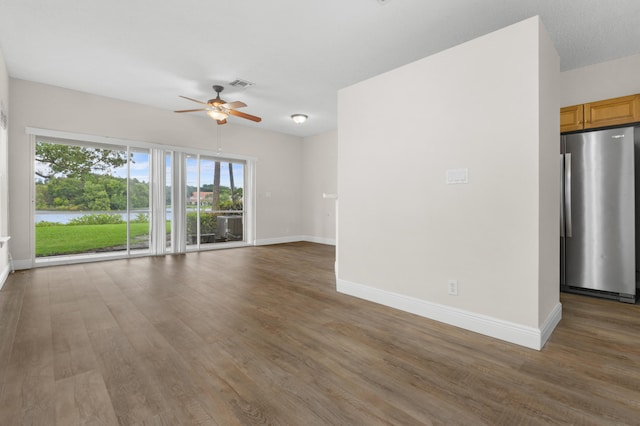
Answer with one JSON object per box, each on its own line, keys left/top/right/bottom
{"left": 1, "top": 0, "right": 639, "bottom": 137}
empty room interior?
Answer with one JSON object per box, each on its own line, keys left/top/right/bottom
{"left": 1, "top": 1, "right": 640, "bottom": 424}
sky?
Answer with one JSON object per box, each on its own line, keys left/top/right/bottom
{"left": 115, "top": 152, "right": 244, "bottom": 188}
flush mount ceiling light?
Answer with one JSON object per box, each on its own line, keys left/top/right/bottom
{"left": 291, "top": 114, "right": 308, "bottom": 124}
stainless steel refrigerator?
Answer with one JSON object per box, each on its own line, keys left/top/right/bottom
{"left": 560, "top": 126, "right": 637, "bottom": 303}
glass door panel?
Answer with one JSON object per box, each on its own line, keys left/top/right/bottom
{"left": 185, "top": 154, "right": 199, "bottom": 247}
{"left": 183, "top": 155, "right": 245, "bottom": 248}
{"left": 216, "top": 161, "right": 244, "bottom": 242}
{"left": 127, "top": 149, "right": 150, "bottom": 253}
{"left": 165, "top": 152, "right": 172, "bottom": 250}
{"left": 34, "top": 139, "right": 129, "bottom": 257}
{"left": 199, "top": 158, "right": 217, "bottom": 244}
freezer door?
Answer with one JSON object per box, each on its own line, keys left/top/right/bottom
{"left": 564, "top": 127, "right": 635, "bottom": 297}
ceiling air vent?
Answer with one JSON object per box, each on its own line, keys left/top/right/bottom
{"left": 229, "top": 79, "right": 255, "bottom": 89}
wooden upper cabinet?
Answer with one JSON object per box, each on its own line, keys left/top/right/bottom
{"left": 560, "top": 104, "right": 584, "bottom": 133}
{"left": 584, "top": 94, "right": 640, "bottom": 129}
{"left": 560, "top": 94, "right": 640, "bottom": 133}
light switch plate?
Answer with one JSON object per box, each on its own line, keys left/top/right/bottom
{"left": 446, "top": 168, "right": 468, "bottom": 184}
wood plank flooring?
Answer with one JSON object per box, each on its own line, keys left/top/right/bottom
{"left": 1, "top": 242, "right": 640, "bottom": 425}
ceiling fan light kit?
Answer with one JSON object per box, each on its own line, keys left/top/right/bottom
{"left": 207, "top": 108, "right": 229, "bottom": 121}
{"left": 291, "top": 114, "right": 308, "bottom": 124}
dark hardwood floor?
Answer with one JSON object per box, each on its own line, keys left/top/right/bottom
{"left": 0, "top": 242, "right": 639, "bottom": 425}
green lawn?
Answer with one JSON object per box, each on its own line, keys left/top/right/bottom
{"left": 35, "top": 223, "right": 169, "bottom": 257}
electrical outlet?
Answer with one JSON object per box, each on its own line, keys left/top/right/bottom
{"left": 448, "top": 279, "right": 458, "bottom": 296}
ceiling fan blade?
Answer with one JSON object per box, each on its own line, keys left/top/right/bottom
{"left": 228, "top": 109, "right": 262, "bottom": 122}
{"left": 222, "top": 101, "right": 247, "bottom": 109}
{"left": 217, "top": 119, "right": 227, "bottom": 125}
{"left": 179, "top": 95, "right": 208, "bottom": 105}
{"left": 174, "top": 108, "right": 208, "bottom": 113}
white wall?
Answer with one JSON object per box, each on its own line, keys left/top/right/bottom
{"left": 302, "top": 130, "right": 337, "bottom": 244}
{"left": 537, "top": 21, "right": 562, "bottom": 335}
{"left": 0, "top": 49, "right": 9, "bottom": 288}
{"left": 560, "top": 53, "right": 640, "bottom": 106}
{"left": 8, "top": 79, "right": 305, "bottom": 266}
{"left": 337, "top": 17, "right": 560, "bottom": 350}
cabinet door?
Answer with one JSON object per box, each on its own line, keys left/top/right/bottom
{"left": 584, "top": 94, "right": 640, "bottom": 129}
{"left": 560, "top": 104, "right": 584, "bottom": 133}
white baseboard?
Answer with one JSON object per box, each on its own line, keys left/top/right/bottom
{"left": 337, "top": 278, "right": 561, "bottom": 351}
{"left": 0, "top": 263, "right": 10, "bottom": 291}
{"left": 302, "top": 236, "right": 336, "bottom": 246}
{"left": 255, "top": 236, "right": 305, "bottom": 246}
{"left": 255, "top": 235, "right": 336, "bottom": 246}
{"left": 540, "top": 302, "right": 563, "bottom": 347}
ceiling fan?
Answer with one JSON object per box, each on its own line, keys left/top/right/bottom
{"left": 174, "top": 85, "right": 262, "bottom": 125}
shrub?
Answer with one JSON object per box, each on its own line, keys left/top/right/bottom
{"left": 186, "top": 212, "right": 217, "bottom": 236}
{"left": 131, "top": 213, "right": 149, "bottom": 223}
{"left": 68, "top": 214, "right": 124, "bottom": 226}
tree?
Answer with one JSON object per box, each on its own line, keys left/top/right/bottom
{"left": 104, "top": 177, "right": 127, "bottom": 210}
{"left": 83, "top": 182, "right": 111, "bottom": 211}
{"left": 47, "top": 177, "right": 85, "bottom": 208}
{"left": 128, "top": 178, "right": 150, "bottom": 209}
{"left": 35, "top": 183, "right": 51, "bottom": 209}
{"left": 35, "top": 142, "right": 128, "bottom": 179}
{"left": 228, "top": 162, "right": 236, "bottom": 207}
{"left": 212, "top": 161, "right": 221, "bottom": 210}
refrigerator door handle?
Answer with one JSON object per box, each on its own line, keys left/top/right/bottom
{"left": 564, "top": 153, "right": 572, "bottom": 238}
{"left": 560, "top": 154, "right": 565, "bottom": 237}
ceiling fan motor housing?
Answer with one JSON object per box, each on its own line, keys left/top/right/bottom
{"left": 209, "top": 85, "right": 226, "bottom": 106}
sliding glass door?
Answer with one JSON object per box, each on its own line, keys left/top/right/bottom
{"left": 32, "top": 131, "right": 253, "bottom": 265}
